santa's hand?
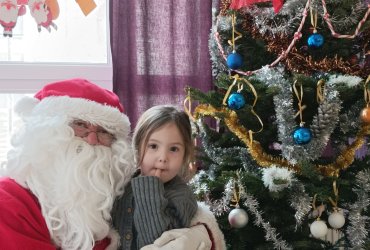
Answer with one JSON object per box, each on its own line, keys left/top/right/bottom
{"left": 140, "top": 224, "right": 211, "bottom": 250}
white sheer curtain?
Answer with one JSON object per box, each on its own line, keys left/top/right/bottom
{"left": 0, "top": 94, "right": 31, "bottom": 169}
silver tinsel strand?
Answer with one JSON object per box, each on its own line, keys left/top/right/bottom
{"left": 209, "top": 178, "right": 234, "bottom": 216}
{"left": 289, "top": 180, "right": 312, "bottom": 229}
{"left": 242, "top": 193, "right": 293, "bottom": 250}
{"left": 209, "top": 7, "right": 228, "bottom": 78}
{"left": 204, "top": 174, "right": 292, "bottom": 249}
{"left": 241, "top": 0, "right": 305, "bottom": 36}
{"left": 252, "top": 67, "right": 343, "bottom": 165}
{"left": 339, "top": 100, "right": 363, "bottom": 135}
{"left": 330, "top": 75, "right": 364, "bottom": 135}
{"left": 190, "top": 170, "right": 210, "bottom": 195}
{"left": 240, "top": 0, "right": 367, "bottom": 36}
{"left": 190, "top": 169, "right": 230, "bottom": 216}
{"left": 197, "top": 121, "right": 261, "bottom": 175}
{"left": 306, "top": 77, "right": 341, "bottom": 160}
{"left": 345, "top": 168, "right": 370, "bottom": 248}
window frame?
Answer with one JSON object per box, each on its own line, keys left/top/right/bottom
{"left": 0, "top": 62, "right": 112, "bottom": 93}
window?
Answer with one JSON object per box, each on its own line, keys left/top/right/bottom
{"left": 0, "top": 0, "right": 112, "bottom": 92}
{"left": 0, "top": 0, "right": 111, "bottom": 167}
{"left": 0, "top": 94, "right": 33, "bottom": 168}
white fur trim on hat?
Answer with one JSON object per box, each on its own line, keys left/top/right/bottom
{"left": 191, "top": 202, "right": 227, "bottom": 250}
{"left": 16, "top": 95, "right": 130, "bottom": 137}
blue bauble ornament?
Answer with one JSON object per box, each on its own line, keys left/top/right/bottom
{"left": 307, "top": 33, "right": 324, "bottom": 48}
{"left": 293, "top": 127, "right": 312, "bottom": 145}
{"left": 226, "top": 52, "right": 243, "bottom": 70}
{"left": 227, "top": 92, "right": 245, "bottom": 110}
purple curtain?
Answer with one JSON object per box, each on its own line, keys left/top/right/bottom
{"left": 109, "top": 0, "right": 213, "bottom": 126}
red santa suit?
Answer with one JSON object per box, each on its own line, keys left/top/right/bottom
{"left": 0, "top": 177, "right": 110, "bottom": 250}
{"left": 0, "top": 79, "right": 133, "bottom": 250}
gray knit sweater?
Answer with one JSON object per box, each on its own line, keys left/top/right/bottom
{"left": 112, "top": 174, "right": 198, "bottom": 250}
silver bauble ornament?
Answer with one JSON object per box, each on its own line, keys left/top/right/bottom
{"left": 310, "top": 220, "right": 328, "bottom": 238}
{"left": 328, "top": 210, "right": 345, "bottom": 229}
{"left": 228, "top": 208, "right": 249, "bottom": 228}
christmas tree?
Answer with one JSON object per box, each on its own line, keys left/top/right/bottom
{"left": 187, "top": 0, "right": 370, "bottom": 249}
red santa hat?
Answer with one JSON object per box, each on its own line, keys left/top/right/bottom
{"left": 15, "top": 78, "right": 130, "bottom": 137}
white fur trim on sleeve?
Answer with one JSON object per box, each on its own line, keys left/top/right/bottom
{"left": 105, "top": 229, "right": 120, "bottom": 250}
{"left": 191, "top": 202, "right": 227, "bottom": 250}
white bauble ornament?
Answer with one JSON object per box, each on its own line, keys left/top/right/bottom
{"left": 310, "top": 220, "right": 328, "bottom": 238}
{"left": 228, "top": 208, "right": 249, "bottom": 228}
{"left": 328, "top": 210, "right": 345, "bottom": 229}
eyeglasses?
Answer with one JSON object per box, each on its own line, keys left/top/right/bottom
{"left": 70, "top": 120, "right": 116, "bottom": 146}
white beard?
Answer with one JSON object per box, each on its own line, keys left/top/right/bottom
{"left": 5, "top": 119, "right": 135, "bottom": 249}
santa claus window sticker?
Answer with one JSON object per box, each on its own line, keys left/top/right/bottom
{"left": 0, "top": 0, "right": 97, "bottom": 37}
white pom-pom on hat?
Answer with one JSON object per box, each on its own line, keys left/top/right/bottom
{"left": 14, "top": 95, "right": 40, "bottom": 120}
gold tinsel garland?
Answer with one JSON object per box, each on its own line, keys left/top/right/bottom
{"left": 194, "top": 104, "right": 370, "bottom": 177}
{"left": 316, "top": 124, "right": 370, "bottom": 177}
{"left": 286, "top": 52, "right": 356, "bottom": 76}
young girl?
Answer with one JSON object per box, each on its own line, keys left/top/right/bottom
{"left": 112, "top": 105, "right": 198, "bottom": 250}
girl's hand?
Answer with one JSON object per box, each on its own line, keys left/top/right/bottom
{"left": 154, "top": 168, "right": 162, "bottom": 179}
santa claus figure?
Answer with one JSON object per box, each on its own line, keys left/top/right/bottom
{"left": 0, "top": 79, "right": 135, "bottom": 249}
{"left": 28, "top": 0, "right": 57, "bottom": 32}
{"left": 0, "top": 0, "right": 19, "bottom": 37}
{"left": 0, "top": 78, "right": 226, "bottom": 250}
